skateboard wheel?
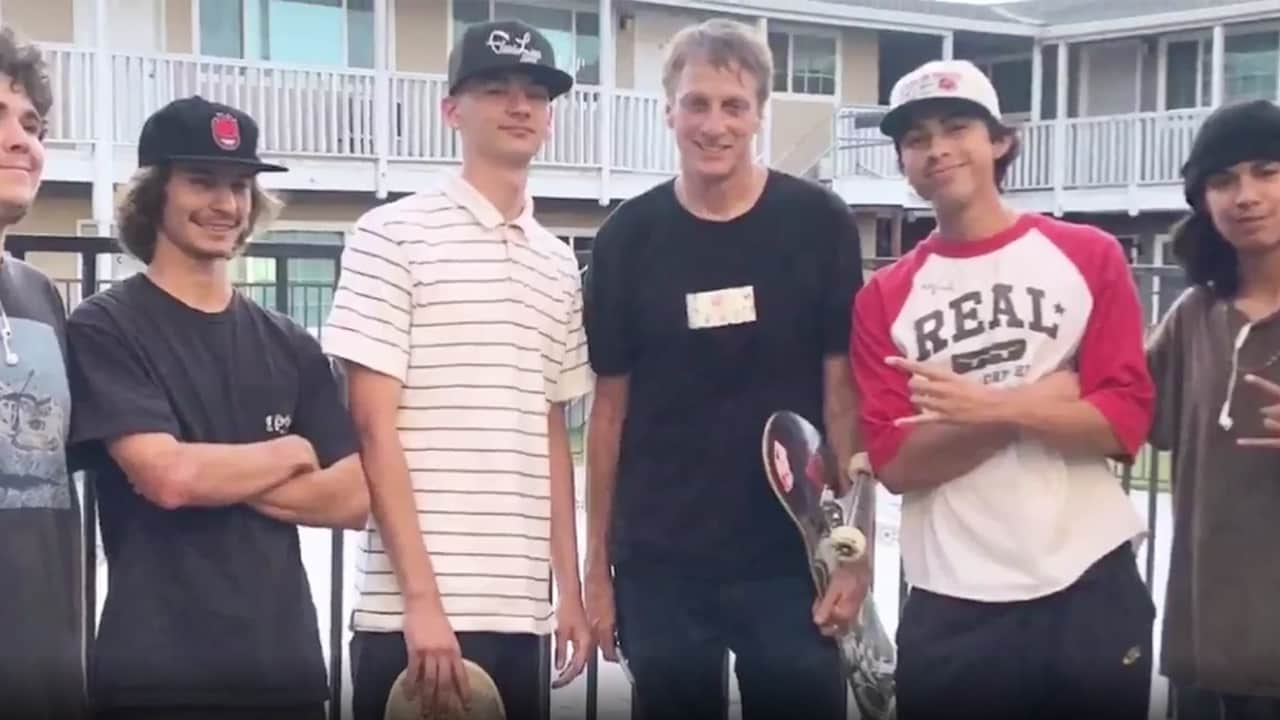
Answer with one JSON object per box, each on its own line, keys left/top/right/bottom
{"left": 829, "top": 525, "right": 867, "bottom": 563}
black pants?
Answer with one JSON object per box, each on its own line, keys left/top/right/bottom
{"left": 95, "top": 706, "right": 324, "bottom": 720}
{"left": 350, "top": 631, "right": 541, "bottom": 720}
{"left": 1176, "top": 686, "right": 1280, "bottom": 720}
{"left": 613, "top": 565, "right": 845, "bottom": 720}
{"left": 896, "top": 543, "right": 1155, "bottom": 720}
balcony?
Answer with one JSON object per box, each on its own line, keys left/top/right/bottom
{"left": 38, "top": 44, "right": 679, "bottom": 201}
{"left": 827, "top": 105, "right": 1215, "bottom": 215}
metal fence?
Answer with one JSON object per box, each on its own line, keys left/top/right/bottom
{"left": 10, "top": 235, "right": 1180, "bottom": 720}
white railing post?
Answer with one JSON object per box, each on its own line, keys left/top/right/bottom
{"left": 598, "top": 0, "right": 615, "bottom": 204}
{"left": 1128, "top": 114, "right": 1142, "bottom": 214}
{"left": 90, "top": 0, "right": 114, "bottom": 234}
{"left": 1030, "top": 42, "right": 1043, "bottom": 123}
{"left": 1211, "top": 25, "right": 1225, "bottom": 107}
{"left": 373, "top": 0, "right": 390, "bottom": 198}
{"left": 1052, "top": 41, "right": 1069, "bottom": 215}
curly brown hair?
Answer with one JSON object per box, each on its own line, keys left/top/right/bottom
{"left": 0, "top": 25, "right": 53, "bottom": 132}
{"left": 115, "top": 165, "right": 282, "bottom": 264}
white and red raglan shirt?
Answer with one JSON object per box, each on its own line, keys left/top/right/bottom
{"left": 851, "top": 213, "right": 1154, "bottom": 602}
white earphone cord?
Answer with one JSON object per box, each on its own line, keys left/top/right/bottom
{"left": 0, "top": 296, "right": 19, "bottom": 366}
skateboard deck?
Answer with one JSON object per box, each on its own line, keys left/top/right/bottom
{"left": 763, "top": 410, "right": 898, "bottom": 720}
{"left": 384, "top": 659, "right": 506, "bottom": 720}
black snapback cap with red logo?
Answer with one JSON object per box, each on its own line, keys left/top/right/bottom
{"left": 137, "top": 95, "right": 287, "bottom": 173}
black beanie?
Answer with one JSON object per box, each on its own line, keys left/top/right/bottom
{"left": 1181, "top": 99, "right": 1280, "bottom": 209}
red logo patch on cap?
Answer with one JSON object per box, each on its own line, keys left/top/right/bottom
{"left": 211, "top": 112, "right": 241, "bottom": 151}
{"left": 938, "top": 75, "right": 958, "bottom": 91}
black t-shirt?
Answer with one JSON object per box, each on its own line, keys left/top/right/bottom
{"left": 66, "top": 273, "right": 357, "bottom": 709}
{"left": 0, "top": 256, "right": 85, "bottom": 720}
{"left": 583, "top": 170, "right": 863, "bottom": 578}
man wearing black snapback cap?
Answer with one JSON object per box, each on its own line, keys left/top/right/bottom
{"left": 1147, "top": 99, "right": 1280, "bottom": 720}
{"left": 324, "top": 18, "right": 593, "bottom": 720}
{"left": 65, "top": 95, "right": 368, "bottom": 719}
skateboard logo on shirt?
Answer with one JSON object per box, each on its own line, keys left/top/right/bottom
{"left": 912, "top": 283, "right": 1064, "bottom": 362}
{"left": 264, "top": 413, "right": 293, "bottom": 435}
{"left": 686, "top": 286, "right": 757, "bottom": 330}
{"left": 211, "top": 113, "right": 241, "bottom": 151}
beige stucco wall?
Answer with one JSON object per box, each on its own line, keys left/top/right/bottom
{"left": 5, "top": 0, "right": 75, "bottom": 43}
{"left": 396, "top": 0, "right": 449, "bottom": 73}
{"left": 769, "top": 98, "right": 834, "bottom": 177}
{"left": 841, "top": 27, "right": 879, "bottom": 105}
{"left": 165, "top": 0, "right": 193, "bottom": 54}
{"left": 11, "top": 184, "right": 91, "bottom": 235}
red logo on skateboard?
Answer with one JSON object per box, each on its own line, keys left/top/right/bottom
{"left": 211, "top": 112, "right": 241, "bottom": 151}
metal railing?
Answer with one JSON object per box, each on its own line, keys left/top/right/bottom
{"left": 10, "top": 235, "right": 1184, "bottom": 720}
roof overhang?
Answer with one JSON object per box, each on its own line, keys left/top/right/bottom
{"left": 626, "top": 0, "right": 1040, "bottom": 37}
{"left": 1040, "top": 2, "right": 1280, "bottom": 42}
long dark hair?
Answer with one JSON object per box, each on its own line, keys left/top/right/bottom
{"left": 1170, "top": 211, "right": 1239, "bottom": 299}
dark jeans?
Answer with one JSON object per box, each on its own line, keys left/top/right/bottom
{"left": 95, "top": 706, "right": 323, "bottom": 720}
{"left": 1176, "top": 686, "right": 1280, "bottom": 720}
{"left": 350, "top": 630, "right": 542, "bottom": 720}
{"left": 896, "top": 543, "right": 1155, "bottom": 720}
{"left": 613, "top": 564, "right": 845, "bottom": 720}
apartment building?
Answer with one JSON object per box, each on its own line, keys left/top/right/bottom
{"left": 0, "top": 0, "right": 1277, "bottom": 323}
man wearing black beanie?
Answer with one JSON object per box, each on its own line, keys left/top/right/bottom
{"left": 1147, "top": 98, "right": 1280, "bottom": 720}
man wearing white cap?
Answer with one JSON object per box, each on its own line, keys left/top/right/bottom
{"left": 850, "top": 59, "right": 1157, "bottom": 719}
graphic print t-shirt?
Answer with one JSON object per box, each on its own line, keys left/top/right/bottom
{"left": 851, "top": 214, "right": 1153, "bottom": 602}
{"left": 0, "top": 256, "right": 84, "bottom": 719}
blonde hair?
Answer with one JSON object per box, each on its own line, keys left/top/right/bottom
{"left": 115, "top": 165, "right": 282, "bottom": 264}
{"left": 661, "top": 18, "right": 773, "bottom": 108}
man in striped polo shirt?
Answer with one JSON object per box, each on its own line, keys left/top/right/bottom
{"left": 323, "top": 19, "right": 594, "bottom": 720}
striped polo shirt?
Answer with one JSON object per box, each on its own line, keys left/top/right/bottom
{"left": 322, "top": 174, "right": 591, "bottom": 635}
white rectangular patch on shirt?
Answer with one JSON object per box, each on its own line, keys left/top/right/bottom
{"left": 686, "top": 286, "right": 757, "bottom": 329}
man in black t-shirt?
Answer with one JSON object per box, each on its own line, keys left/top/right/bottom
{"left": 581, "top": 19, "right": 867, "bottom": 720}
{"left": 65, "top": 96, "right": 368, "bottom": 719}
{"left": 0, "top": 25, "right": 86, "bottom": 720}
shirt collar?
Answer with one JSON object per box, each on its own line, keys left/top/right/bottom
{"left": 442, "top": 173, "right": 539, "bottom": 238}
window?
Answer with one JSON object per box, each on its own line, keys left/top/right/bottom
{"left": 1164, "top": 30, "right": 1279, "bottom": 109}
{"left": 769, "top": 31, "right": 836, "bottom": 96}
{"left": 974, "top": 58, "right": 1032, "bottom": 115}
{"left": 452, "top": 0, "right": 600, "bottom": 85}
{"left": 199, "top": 0, "right": 374, "bottom": 69}
{"left": 1225, "top": 31, "right": 1279, "bottom": 103}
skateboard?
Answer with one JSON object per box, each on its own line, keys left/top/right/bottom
{"left": 762, "top": 410, "right": 898, "bottom": 720}
{"left": 384, "top": 659, "right": 506, "bottom": 720}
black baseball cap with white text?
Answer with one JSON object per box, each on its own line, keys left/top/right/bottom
{"left": 137, "top": 96, "right": 287, "bottom": 173}
{"left": 447, "top": 20, "right": 574, "bottom": 99}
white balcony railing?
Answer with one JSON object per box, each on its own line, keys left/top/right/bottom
{"left": 831, "top": 105, "right": 1217, "bottom": 195}
{"left": 38, "top": 45, "right": 676, "bottom": 184}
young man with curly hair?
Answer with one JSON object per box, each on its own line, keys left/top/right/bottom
{"left": 65, "top": 96, "right": 368, "bottom": 719}
{"left": 0, "top": 24, "right": 86, "bottom": 720}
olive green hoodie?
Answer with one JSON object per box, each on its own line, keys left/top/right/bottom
{"left": 1148, "top": 286, "right": 1280, "bottom": 696}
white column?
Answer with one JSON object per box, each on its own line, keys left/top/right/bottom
{"left": 941, "top": 32, "right": 954, "bottom": 60}
{"left": 373, "top": 0, "right": 390, "bottom": 198}
{"left": 1211, "top": 24, "right": 1225, "bottom": 106}
{"left": 757, "top": 16, "right": 770, "bottom": 166}
{"left": 1052, "top": 41, "right": 1069, "bottom": 214}
{"left": 598, "top": 0, "right": 615, "bottom": 205}
{"left": 1030, "top": 41, "right": 1043, "bottom": 122}
{"left": 90, "top": 0, "right": 113, "bottom": 233}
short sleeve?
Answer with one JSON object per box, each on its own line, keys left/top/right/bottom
{"left": 1074, "top": 236, "right": 1156, "bottom": 459}
{"left": 583, "top": 207, "right": 634, "bottom": 376}
{"left": 66, "top": 310, "right": 180, "bottom": 448}
{"left": 322, "top": 222, "right": 414, "bottom": 383}
{"left": 291, "top": 330, "right": 359, "bottom": 467}
{"left": 549, "top": 265, "right": 592, "bottom": 402}
{"left": 1146, "top": 289, "right": 1192, "bottom": 452}
{"left": 820, "top": 191, "right": 864, "bottom": 356}
{"left": 850, "top": 279, "right": 915, "bottom": 473}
